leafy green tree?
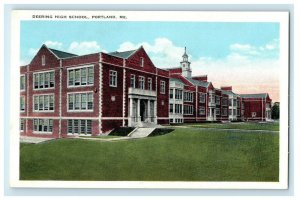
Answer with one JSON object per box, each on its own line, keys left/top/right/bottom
{"left": 271, "top": 102, "right": 280, "bottom": 119}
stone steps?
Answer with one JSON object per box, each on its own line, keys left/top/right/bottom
{"left": 128, "top": 128, "right": 156, "bottom": 138}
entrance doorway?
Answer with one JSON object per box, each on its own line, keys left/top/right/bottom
{"left": 140, "top": 100, "right": 146, "bottom": 122}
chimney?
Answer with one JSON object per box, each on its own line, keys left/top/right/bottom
{"left": 221, "top": 86, "right": 232, "bottom": 91}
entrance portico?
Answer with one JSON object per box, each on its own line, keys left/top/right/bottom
{"left": 128, "top": 87, "right": 157, "bottom": 127}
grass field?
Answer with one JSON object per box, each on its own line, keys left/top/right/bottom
{"left": 20, "top": 123, "right": 279, "bottom": 181}
{"left": 187, "top": 122, "right": 279, "bottom": 131}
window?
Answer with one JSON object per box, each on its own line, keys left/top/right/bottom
{"left": 222, "top": 98, "right": 228, "bottom": 106}
{"left": 251, "top": 112, "right": 256, "bottom": 117}
{"left": 139, "top": 76, "right": 145, "bottom": 89}
{"left": 233, "top": 109, "right": 237, "bottom": 115}
{"left": 160, "top": 81, "right": 166, "bottom": 94}
{"left": 199, "top": 107, "right": 205, "bottom": 115}
{"left": 222, "top": 108, "right": 228, "bottom": 116}
{"left": 169, "top": 89, "right": 174, "bottom": 99}
{"left": 140, "top": 57, "right": 144, "bottom": 67}
{"left": 237, "top": 100, "right": 240, "bottom": 108}
{"left": 175, "top": 89, "right": 182, "bottom": 100}
{"left": 184, "top": 105, "right": 193, "bottom": 115}
{"left": 33, "top": 94, "right": 54, "bottom": 112}
{"left": 148, "top": 78, "right": 152, "bottom": 90}
{"left": 216, "top": 108, "right": 220, "bottom": 115}
{"left": 237, "top": 109, "right": 241, "bottom": 116}
{"left": 209, "top": 93, "right": 215, "bottom": 103}
{"left": 68, "top": 66, "right": 94, "bottom": 87}
{"left": 20, "top": 96, "right": 25, "bottom": 111}
{"left": 33, "top": 119, "right": 53, "bottom": 133}
{"left": 68, "top": 92, "right": 93, "bottom": 111}
{"left": 175, "top": 104, "right": 182, "bottom": 114}
{"left": 20, "top": 75, "right": 25, "bottom": 91}
{"left": 216, "top": 96, "right": 220, "bottom": 105}
{"left": 68, "top": 119, "right": 92, "bottom": 135}
{"left": 229, "top": 99, "right": 233, "bottom": 106}
{"left": 20, "top": 119, "right": 24, "bottom": 131}
{"left": 130, "top": 74, "right": 135, "bottom": 88}
{"left": 33, "top": 71, "right": 55, "bottom": 89}
{"left": 233, "top": 99, "right": 237, "bottom": 107}
{"left": 229, "top": 109, "right": 232, "bottom": 116}
{"left": 184, "top": 92, "right": 193, "bottom": 102}
{"left": 109, "top": 70, "right": 117, "bottom": 87}
{"left": 199, "top": 93, "right": 206, "bottom": 103}
{"left": 42, "top": 55, "right": 45, "bottom": 66}
{"left": 169, "top": 104, "right": 174, "bottom": 113}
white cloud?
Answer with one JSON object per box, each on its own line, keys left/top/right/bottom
{"left": 68, "top": 41, "right": 101, "bottom": 55}
{"left": 44, "top": 41, "right": 63, "bottom": 49}
{"left": 118, "top": 38, "right": 185, "bottom": 68}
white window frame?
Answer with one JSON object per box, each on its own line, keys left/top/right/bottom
{"left": 199, "top": 92, "right": 206, "bottom": 103}
{"left": 33, "top": 119, "right": 53, "bottom": 134}
{"left": 67, "top": 65, "right": 94, "bottom": 88}
{"left": 42, "top": 55, "right": 45, "bottom": 66}
{"left": 109, "top": 70, "right": 118, "bottom": 87}
{"left": 20, "top": 118, "right": 25, "bottom": 132}
{"left": 184, "top": 105, "right": 193, "bottom": 115}
{"left": 20, "top": 75, "right": 25, "bottom": 91}
{"left": 33, "top": 70, "right": 55, "bottom": 90}
{"left": 199, "top": 106, "right": 205, "bottom": 115}
{"left": 140, "top": 57, "right": 144, "bottom": 67}
{"left": 169, "top": 89, "right": 174, "bottom": 99}
{"left": 67, "top": 92, "right": 94, "bottom": 112}
{"left": 216, "top": 96, "right": 220, "bottom": 105}
{"left": 139, "top": 76, "right": 145, "bottom": 90}
{"left": 148, "top": 78, "right": 152, "bottom": 90}
{"left": 216, "top": 108, "right": 220, "bottom": 115}
{"left": 184, "top": 92, "right": 193, "bottom": 102}
{"left": 20, "top": 96, "right": 25, "bottom": 112}
{"left": 160, "top": 81, "right": 166, "bottom": 94}
{"left": 130, "top": 74, "right": 136, "bottom": 88}
{"left": 175, "top": 89, "right": 182, "bottom": 100}
{"left": 33, "top": 94, "right": 55, "bottom": 112}
{"left": 175, "top": 104, "right": 182, "bottom": 114}
{"left": 169, "top": 103, "right": 174, "bottom": 113}
{"left": 68, "top": 119, "right": 92, "bottom": 135}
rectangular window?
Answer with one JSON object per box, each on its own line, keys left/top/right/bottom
{"left": 216, "top": 96, "right": 220, "bottom": 105}
{"left": 175, "top": 104, "right": 182, "bottom": 114}
{"left": 183, "top": 105, "right": 193, "bottom": 115}
{"left": 160, "top": 81, "right": 166, "bottom": 94}
{"left": 139, "top": 76, "right": 145, "bottom": 90}
{"left": 42, "top": 55, "right": 45, "bottom": 66}
{"left": 222, "top": 98, "right": 228, "bottom": 106}
{"left": 140, "top": 57, "right": 144, "bottom": 67}
{"left": 233, "top": 99, "right": 237, "bottom": 107}
{"left": 216, "top": 108, "right": 220, "bottom": 115}
{"left": 169, "top": 89, "right": 173, "bottom": 99}
{"left": 199, "top": 93, "right": 206, "bottom": 103}
{"left": 33, "top": 71, "right": 55, "bottom": 89}
{"left": 229, "top": 109, "right": 232, "bottom": 116}
{"left": 222, "top": 108, "right": 228, "bottom": 116}
{"left": 33, "top": 94, "right": 54, "bottom": 112}
{"left": 184, "top": 92, "right": 193, "bottom": 102}
{"left": 169, "top": 103, "right": 173, "bottom": 113}
{"left": 237, "top": 100, "right": 240, "bottom": 108}
{"left": 229, "top": 99, "right": 233, "bottom": 106}
{"left": 130, "top": 74, "right": 135, "bottom": 88}
{"left": 20, "top": 75, "right": 25, "bottom": 91}
{"left": 209, "top": 93, "right": 215, "bottom": 103}
{"left": 33, "top": 119, "right": 53, "bottom": 134}
{"left": 175, "top": 89, "right": 182, "bottom": 100}
{"left": 68, "top": 92, "right": 93, "bottom": 111}
{"left": 109, "top": 70, "right": 117, "bottom": 87}
{"left": 237, "top": 109, "right": 241, "bottom": 116}
{"left": 233, "top": 109, "right": 237, "bottom": 115}
{"left": 20, "top": 119, "right": 24, "bottom": 131}
{"left": 68, "top": 119, "right": 92, "bottom": 135}
{"left": 20, "top": 96, "right": 25, "bottom": 111}
{"left": 199, "top": 107, "right": 205, "bottom": 115}
{"left": 68, "top": 66, "right": 94, "bottom": 87}
{"left": 148, "top": 78, "right": 152, "bottom": 90}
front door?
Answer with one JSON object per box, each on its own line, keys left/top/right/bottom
{"left": 140, "top": 100, "right": 146, "bottom": 122}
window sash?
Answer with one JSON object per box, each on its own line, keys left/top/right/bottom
{"left": 68, "top": 119, "right": 92, "bottom": 135}
{"left": 160, "top": 81, "right": 165, "bottom": 94}
{"left": 68, "top": 92, "right": 93, "bottom": 111}
{"left": 33, "top": 119, "right": 53, "bottom": 133}
{"left": 33, "top": 95, "right": 54, "bottom": 112}
{"left": 130, "top": 75, "right": 135, "bottom": 88}
{"left": 68, "top": 66, "right": 94, "bottom": 87}
{"left": 33, "top": 71, "right": 55, "bottom": 89}
{"left": 109, "top": 71, "right": 117, "bottom": 87}
{"left": 148, "top": 78, "right": 152, "bottom": 90}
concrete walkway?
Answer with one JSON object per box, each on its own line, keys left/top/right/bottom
{"left": 20, "top": 136, "right": 56, "bottom": 144}
{"left": 169, "top": 126, "right": 279, "bottom": 133}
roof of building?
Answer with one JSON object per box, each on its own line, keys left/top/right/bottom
{"left": 186, "top": 77, "right": 210, "bottom": 88}
{"left": 240, "top": 93, "right": 269, "bottom": 98}
{"left": 221, "top": 90, "right": 237, "bottom": 96}
{"left": 170, "top": 78, "right": 185, "bottom": 85}
{"left": 48, "top": 48, "right": 78, "bottom": 59}
{"left": 107, "top": 49, "right": 136, "bottom": 59}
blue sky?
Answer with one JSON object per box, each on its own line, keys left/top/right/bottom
{"left": 20, "top": 21, "right": 280, "bottom": 101}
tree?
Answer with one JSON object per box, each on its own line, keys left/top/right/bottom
{"left": 271, "top": 102, "right": 280, "bottom": 119}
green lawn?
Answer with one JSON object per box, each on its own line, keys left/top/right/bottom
{"left": 20, "top": 126, "right": 279, "bottom": 181}
{"left": 188, "top": 122, "right": 279, "bottom": 131}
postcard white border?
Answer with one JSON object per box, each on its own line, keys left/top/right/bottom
{"left": 9, "top": 10, "right": 289, "bottom": 189}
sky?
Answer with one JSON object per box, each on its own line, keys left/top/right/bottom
{"left": 20, "top": 21, "right": 280, "bottom": 101}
